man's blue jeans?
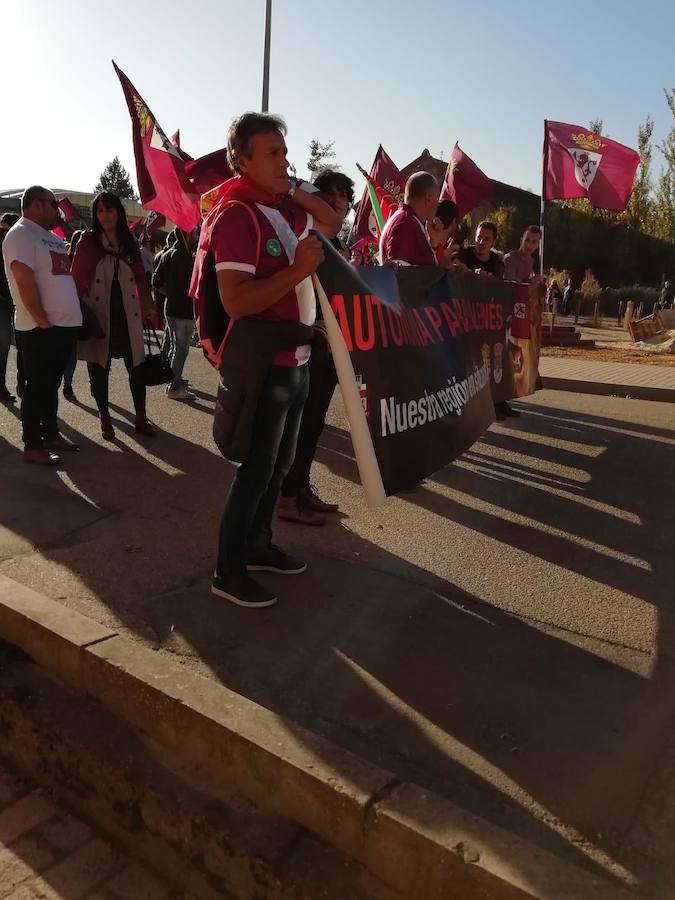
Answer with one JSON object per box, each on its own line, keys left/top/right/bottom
{"left": 165, "top": 315, "right": 194, "bottom": 390}
{"left": 217, "top": 364, "right": 309, "bottom": 576}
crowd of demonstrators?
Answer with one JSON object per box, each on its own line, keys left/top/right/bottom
{"left": 71, "top": 192, "right": 158, "bottom": 441}
{"left": 279, "top": 168, "right": 354, "bottom": 526}
{"left": 191, "top": 111, "right": 341, "bottom": 608}
{"left": 0, "top": 135, "right": 548, "bottom": 608}
{"left": 0, "top": 213, "right": 21, "bottom": 402}
{"left": 1, "top": 187, "right": 82, "bottom": 464}
{"left": 152, "top": 228, "right": 197, "bottom": 401}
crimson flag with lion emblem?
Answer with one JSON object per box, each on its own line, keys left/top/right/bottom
{"left": 543, "top": 120, "right": 640, "bottom": 211}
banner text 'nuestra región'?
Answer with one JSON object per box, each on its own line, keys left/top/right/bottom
{"left": 381, "top": 360, "right": 491, "bottom": 437}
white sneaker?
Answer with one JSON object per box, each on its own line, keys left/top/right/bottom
{"left": 166, "top": 385, "right": 194, "bottom": 401}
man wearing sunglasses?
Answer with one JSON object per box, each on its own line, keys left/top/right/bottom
{"left": 1, "top": 186, "right": 82, "bottom": 465}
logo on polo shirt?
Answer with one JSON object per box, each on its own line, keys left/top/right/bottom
{"left": 266, "top": 238, "right": 282, "bottom": 257}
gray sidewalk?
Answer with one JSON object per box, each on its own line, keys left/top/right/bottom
{"left": 540, "top": 355, "right": 675, "bottom": 401}
{"left": 2, "top": 348, "right": 675, "bottom": 895}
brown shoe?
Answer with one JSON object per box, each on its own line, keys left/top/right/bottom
{"left": 44, "top": 435, "right": 79, "bottom": 453}
{"left": 134, "top": 413, "right": 157, "bottom": 437}
{"left": 23, "top": 448, "right": 60, "bottom": 466}
{"left": 100, "top": 413, "right": 115, "bottom": 441}
{"left": 277, "top": 496, "right": 326, "bottom": 526}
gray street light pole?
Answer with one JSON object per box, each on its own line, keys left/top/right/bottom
{"left": 262, "top": 0, "right": 272, "bottom": 112}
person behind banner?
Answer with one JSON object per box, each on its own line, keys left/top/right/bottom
{"left": 431, "top": 198, "right": 463, "bottom": 269}
{"left": 503, "top": 225, "right": 541, "bottom": 283}
{"left": 195, "top": 112, "right": 342, "bottom": 609}
{"left": 379, "top": 171, "right": 440, "bottom": 267}
{"left": 459, "top": 221, "right": 504, "bottom": 278}
{"left": 279, "top": 168, "right": 355, "bottom": 525}
{"left": 1, "top": 187, "right": 83, "bottom": 465}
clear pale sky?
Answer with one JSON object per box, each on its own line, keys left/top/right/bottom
{"left": 2, "top": 0, "right": 674, "bottom": 198}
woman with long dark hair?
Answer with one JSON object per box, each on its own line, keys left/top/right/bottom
{"left": 71, "top": 192, "right": 157, "bottom": 440}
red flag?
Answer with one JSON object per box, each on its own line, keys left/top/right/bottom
{"left": 57, "top": 197, "right": 80, "bottom": 222}
{"left": 128, "top": 216, "right": 145, "bottom": 236}
{"left": 356, "top": 164, "right": 398, "bottom": 233}
{"left": 441, "top": 144, "right": 493, "bottom": 218}
{"left": 113, "top": 61, "right": 200, "bottom": 231}
{"left": 543, "top": 120, "right": 640, "bottom": 211}
{"left": 185, "top": 148, "right": 232, "bottom": 197}
{"left": 354, "top": 145, "right": 405, "bottom": 241}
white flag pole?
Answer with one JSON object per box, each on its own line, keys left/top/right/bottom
{"left": 312, "top": 274, "right": 387, "bottom": 508}
{"left": 540, "top": 120, "right": 547, "bottom": 278}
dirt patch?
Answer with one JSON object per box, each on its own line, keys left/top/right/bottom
{"left": 540, "top": 346, "right": 675, "bottom": 367}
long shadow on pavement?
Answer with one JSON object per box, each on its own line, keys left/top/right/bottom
{"left": 2, "top": 372, "right": 674, "bottom": 891}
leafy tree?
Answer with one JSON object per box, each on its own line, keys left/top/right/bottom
{"left": 486, "top": 204, "right": 528, "bottom": 252}
{"left": 653, "top": 89, "right": 675, "bottom": 241}
{"left": 581, "top": 268, "right": 602, "bottom": 299}
{"left": 589, "top": 118, "right": 604, "bottom": 137}
{"left": 94, "top": 157, "right": 138, "bottom": 200}
{"left": 623, "top": 116, "right": 654, "bottom": 232}
{"left": 307, "top": 140, "right": 336, "bottom": 177}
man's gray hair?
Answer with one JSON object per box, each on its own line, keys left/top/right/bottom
{"left": 226, "top": 112, "right": 287, "bottom": 174}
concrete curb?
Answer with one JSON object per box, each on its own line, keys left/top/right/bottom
{"left": 541, "top": 375, "right": 675, "bottom": 403}
{"left": 0, "top": 574, "right": 637, "bottom": 899}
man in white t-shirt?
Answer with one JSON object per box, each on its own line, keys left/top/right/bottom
{"left": 2, "top": 186, "right": 82, "bottom": 465}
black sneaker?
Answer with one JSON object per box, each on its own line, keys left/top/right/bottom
{"left": 211, "top": 573, "right": 277, "bottom": 608}
{"left": 247, "top": 545, "right": 308, "bottom": 575}
{"left": 302, "top": 483, "right": 339, "bottom": 514}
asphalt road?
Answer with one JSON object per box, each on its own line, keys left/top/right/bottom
{"left": 2, "top": 347, "right": 675, "bottom": 896}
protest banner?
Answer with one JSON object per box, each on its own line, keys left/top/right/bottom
{"left": 316, "top": 239, "right": 541, "bottom": 498}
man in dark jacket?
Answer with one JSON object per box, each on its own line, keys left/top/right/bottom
{"left": 152, "top": 228, "right": 196, "bottom": 400}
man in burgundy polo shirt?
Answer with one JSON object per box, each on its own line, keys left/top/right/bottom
{"left": 379, "top": 171, "right": 440, "bottom": 266}
{"left": 202, "top": 112, "right": 341, "bottom": 608}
